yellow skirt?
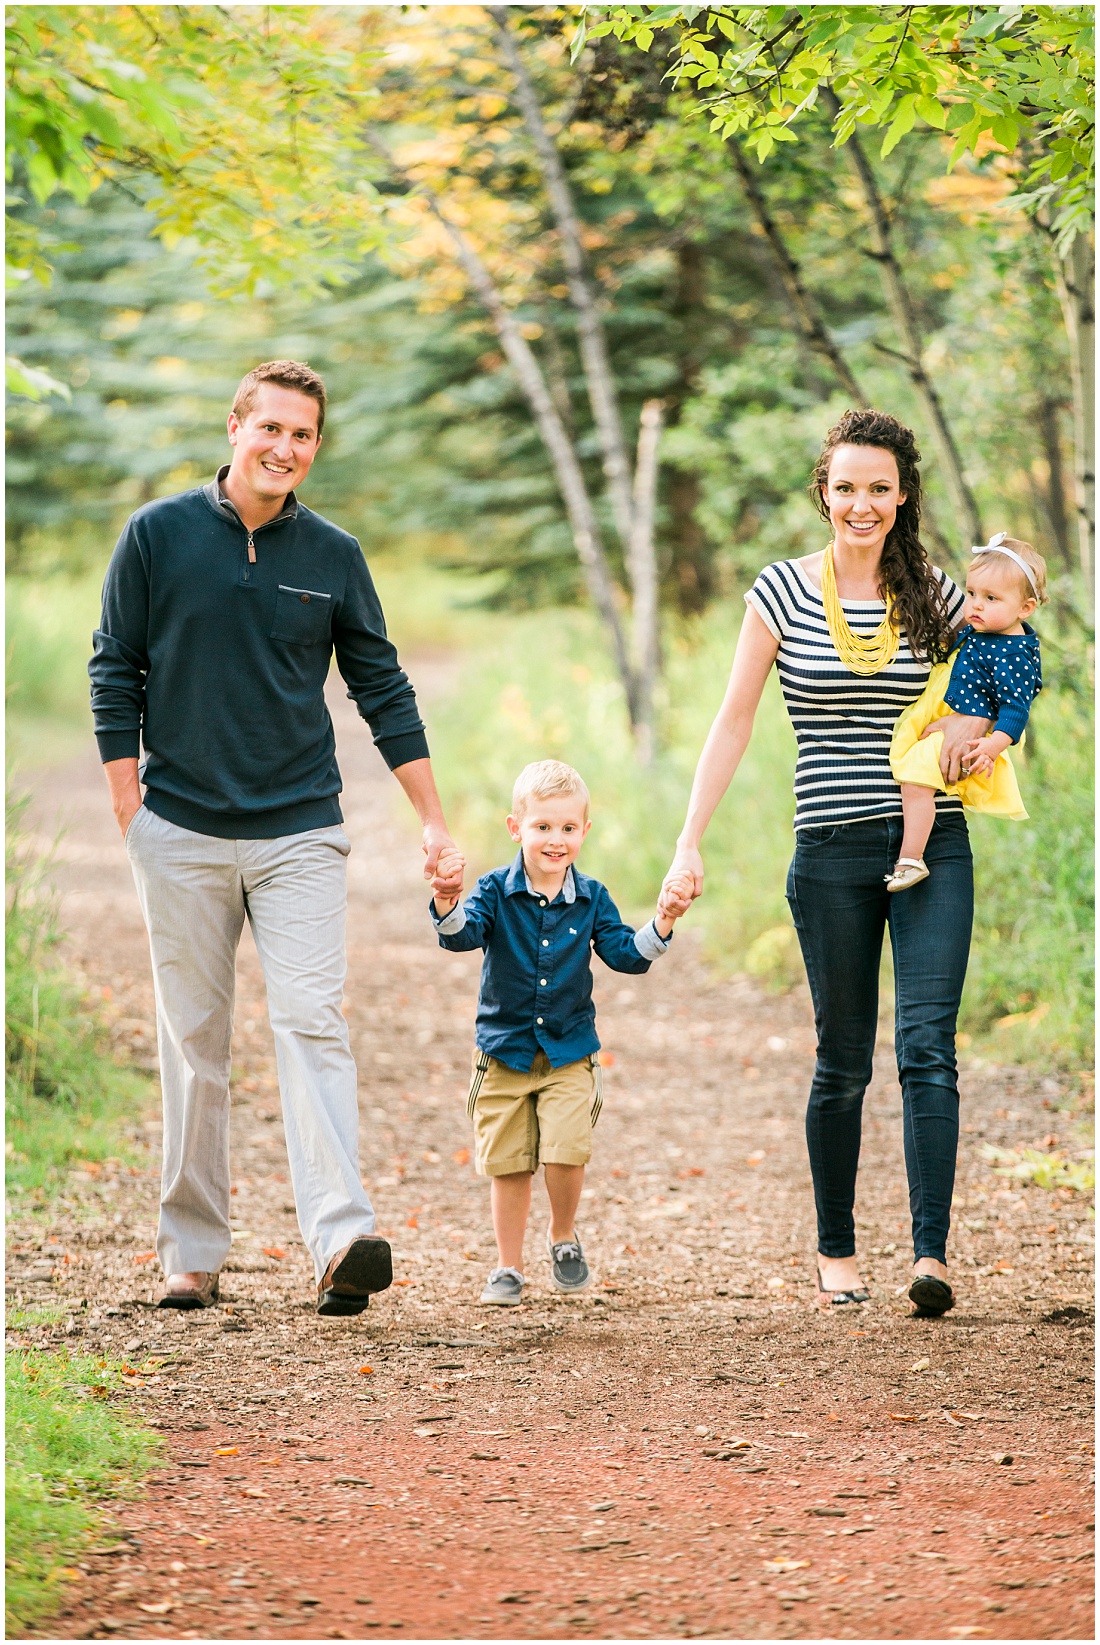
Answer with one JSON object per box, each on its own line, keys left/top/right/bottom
{"left": 889, "top": 655, "right": 1028, "bottom": 821}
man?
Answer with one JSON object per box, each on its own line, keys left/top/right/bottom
{"left": 89, "top": 360, "right": 463, "bottom": 1315}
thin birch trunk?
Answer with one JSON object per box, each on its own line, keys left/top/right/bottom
{"left": 363, "top": 132, "right": 639, "bottom": 721}
{"left": 729, "top": 137, "right": 868, "bottom": 406}
{"left": 489, "top": 8, "right": 636, "bottom": 553}
{"left": 628, "top": 399, "right": 663, "bottom": 760}
{"left": 1051, "top": 232, "right": 1095, "bottom": 588}
{"left": 822, "top": 89, "right": 984, "bottom": 551}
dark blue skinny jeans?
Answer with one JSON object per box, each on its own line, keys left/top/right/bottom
{"left": 786, "top": 812, "right": 973, "bottom": 1265}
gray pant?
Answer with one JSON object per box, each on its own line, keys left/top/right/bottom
{"left": 125, "top": 805, "right": 375, "bottom": 1281}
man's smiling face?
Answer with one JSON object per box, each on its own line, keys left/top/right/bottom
{"left": 226, "top": 382, "right": 322, "bottom": 505}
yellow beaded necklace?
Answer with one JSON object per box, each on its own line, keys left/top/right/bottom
{"left": 820, "top": 543, "right": 899, "bottom": 675}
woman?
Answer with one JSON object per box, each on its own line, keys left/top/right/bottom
{"left": 661, "top": 409, "right": 987, "bottom": 1316}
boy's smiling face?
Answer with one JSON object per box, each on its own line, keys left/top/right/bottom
{"left": 506, "top": 793, "right": 591, "bottom": 888}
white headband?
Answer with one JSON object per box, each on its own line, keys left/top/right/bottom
{"left": 972, "top": 531, "right": 1037, "bottom": 593}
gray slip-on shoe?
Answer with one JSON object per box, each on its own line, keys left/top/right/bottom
{"left": 547, "top": 1232, "right": 590, "bottom": 1294}
{"left": 479, "top": 1266, "right": 525, "bottom": 1306}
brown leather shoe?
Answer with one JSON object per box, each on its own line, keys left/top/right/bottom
{"left": 316, "top": 1236, "right": 393, "bottom": 1316}
{"left": 159, "top": 1271, "right": 220, "bottom": 1310}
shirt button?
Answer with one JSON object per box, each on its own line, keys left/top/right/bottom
{"left": 300, "top": 593, "right": 311, "bottom": 604}
{"left": 541, "top": 939, "right": 549, "bottom": 947}
{"left": 539, "top": 900, "right": 546, "bottom": 907}
{"left": 540, "top": 979, "right": 547, "bottom": 986}
{"left": 536, "top": 1017, "right": 543, "bottom": 1025}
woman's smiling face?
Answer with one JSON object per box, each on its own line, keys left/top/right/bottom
{"left": 823, "top": 443, "right": 907, "bottom": 557}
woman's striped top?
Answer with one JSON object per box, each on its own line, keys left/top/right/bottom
{"left": 746, "top": 558, "right": 965, "bottom": 831}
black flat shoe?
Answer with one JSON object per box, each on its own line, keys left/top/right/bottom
{"left": 909, "top": 1274, "right": 955, "bottom": 1316}
{"left": 815, "top": 1265, "right": 871, "bottom": 1307}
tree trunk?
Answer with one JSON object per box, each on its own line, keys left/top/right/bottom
{"left": 490, "top": 8, "right": 637, "bottom": 555}
{"left": 628, "top": 399, "right": 663, "bottom": 760}
{"left": 822, "top": 88, "right": 984, "bottom": 551}
{"left": 665, "top": 239, "right": 715, "bottom": 615}
{"left": 729, "top": 137, "right": 868, "bottom": 406}
{"left": 1051, "top": 232, "right": 1095, "bottom": 587}
{"left": 363, "top": 133, "right": 639, "bottom": 721}
{"left": 1035, "top": 394, "right": 1074, "bottom": 572}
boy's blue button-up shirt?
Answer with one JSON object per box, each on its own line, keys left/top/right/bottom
{"left": 431, "top": 851, "right": 670, "bottom": 1071}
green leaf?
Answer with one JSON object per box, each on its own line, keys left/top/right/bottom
{"left": 880, "top": 95, "right": 917, "bottom": 158}
{"left": 915, "top": 94, "right": 947, "bottom": 129}
{"left": 991, "top": 115, "right": 1020, "bottom": 150}
{"left": 5, "top": 356, "right": 71, "bottom": 401}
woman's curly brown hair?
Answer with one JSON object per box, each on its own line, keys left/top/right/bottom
{"left": 809, "top": 409, "right": 954, "bottom": 663}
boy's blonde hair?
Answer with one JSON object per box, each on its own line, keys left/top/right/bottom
{"left": 511, "top": 759, "right": 590, "bottom": 820}
{"left": 968, "top": 536, "right": 1048, "bottom": 605}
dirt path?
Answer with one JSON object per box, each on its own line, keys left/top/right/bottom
{"left": 9, "top": 678, "right": 1094, "bottom": 1642}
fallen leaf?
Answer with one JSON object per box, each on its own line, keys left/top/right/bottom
{"left": 262, "top": 1246, "right": 287, "bottom": 1260}
{"left": 406, "top": 1214, "right": 419, "bottom": 1230}
{"left": 189, "top": 1535, "right": 213, "bottom": 1545}
{"left": 888, "top": 1413, "right": 919, "bottom": 1422}
{"left": 392, "top": 1278, "right": 415, "bottom": 1287}
{"left": 763, "top": 1559, "right": 811, "bottom": 1573}
{"left": 138, "top": 1602, "right": 174, "bottom": 1615}
{"left": 241, "top": 1487, "right": 267, "bottom": 1499}
{"left": 413, "top": 1427, "right": 441, "bottom": 1438}
{"left": 943, "top": 1411, "right": 962, "bottom": 1427}
{"left": 910, "top": 1357, "right": 931, "bottom": 1373}
{"left": 828, "top": 1412, "right": 841, "bottom": 1421}
{"left": 132, "top": 1252, "right": 157, "bottom": 1264}
{"left": 120, "top": 1364, "right": 140, "bottom": 1377}
{"left": 453, "top": 1148, "right": 471, "bottom": 1166}
{"left": 746, "top": 1151, "right": 766, "bottom": 1166}
{"left": 215, "top": 1447, "right": 240, "bottom": 1457}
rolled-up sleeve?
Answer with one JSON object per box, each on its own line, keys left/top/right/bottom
{"left": 89, "top": 519, "right": 150, "bottom": 763}
{"left": 335, "top": 548, "right": 430, "bottom": 770}
{"left": 633, "top": 918, "right": 672, "bottom": 962}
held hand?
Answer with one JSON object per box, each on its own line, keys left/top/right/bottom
{"left": 432, "top": 846, "right": 465, "bottom": 911}
{"left": 661, "top": 847, "right": 704, "bottom": 911}
{"left": 918, "top": 713, "right": 991, "bottom": 783}
{"left": 425, "top": 830, "right": 464, "bottom": 897}
{"left": 960, "top": 738, "right": 995, "bottom": 779}
{"left": 658, "top": 872, "right": 695, "bottom": 922}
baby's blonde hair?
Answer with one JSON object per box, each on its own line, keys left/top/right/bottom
{"left": 511, "top": 759, "right": 590, "bottom": 820}
{"left": 968, "top": 536, "right": 1048, "bottom": 605}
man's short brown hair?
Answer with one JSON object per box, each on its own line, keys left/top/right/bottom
{"left": 232, "top": 360, "right": 327, "bottom": 437}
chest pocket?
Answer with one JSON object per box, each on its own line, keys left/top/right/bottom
{"left": 270, "top": 585, "right": 333, "bottom": 646}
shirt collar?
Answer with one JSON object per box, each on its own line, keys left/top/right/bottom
{"left": 203, "top": 463, "right": 299, "bottom": 525}
{"left": 504, "top": 850, "right": 576, "bottom": 904}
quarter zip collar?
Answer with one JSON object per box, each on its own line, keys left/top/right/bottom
{"left": 203, "top": 465, "right": 298, "bottom": 563}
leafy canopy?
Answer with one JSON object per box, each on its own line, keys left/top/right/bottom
{"left": 571, "top": 7, "right": 1095, "bottom": 246}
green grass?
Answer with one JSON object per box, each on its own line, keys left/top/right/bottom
{"left": 7, "top": 804, "right": 152, "bottom": 1202}
{"left": 428, "top": 599, "right": 1094, "bottom": 1070}
{"left": 6, "top": 573, "right": 101, "bottom": 769}
{"left": 6, "top": 803, "right": 159, "bottom": 1630}
{"left": 5, "top": 1350, "right": 162, "bottom": 1637}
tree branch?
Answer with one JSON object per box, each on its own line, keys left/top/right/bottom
{"left": 822, "top": 86, "right": 983, "bottom": 550}
{"left": 489, "top": 7, "right": 637, "bottom": 555}
{"left": 363, "top": 129, "right": 639, "bottom": 720}
{"left": 729, "top": 136, "right": 868, "bottom": 405}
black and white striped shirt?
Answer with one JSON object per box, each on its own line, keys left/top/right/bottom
{"left": 746, "top": 559, "right": 965, "bottom": 831}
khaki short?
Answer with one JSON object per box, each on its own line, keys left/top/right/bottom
{"left": 467, "top": 1049, "right": 603, "bottom": 1178}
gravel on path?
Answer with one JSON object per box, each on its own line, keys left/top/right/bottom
{"left": 8, "top": 681, "right": 1094, "bottom": 1642}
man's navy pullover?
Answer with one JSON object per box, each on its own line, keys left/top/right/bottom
{"left": 431, "top": 852, "right": 670, "bottom": 1071}
{"left": 89, "top": 471, "right": 428, "bottom": 839}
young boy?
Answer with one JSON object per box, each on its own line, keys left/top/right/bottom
{"left": 431, "top": 760, "right": 691, "bottom": 1305}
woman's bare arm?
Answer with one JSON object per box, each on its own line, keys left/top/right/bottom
{"left": 661, "top": 606, "right": 779, "bottom": 905}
